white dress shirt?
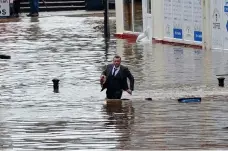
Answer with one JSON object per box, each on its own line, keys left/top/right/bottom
{"left": 112, "top": 66, "right": 120, "bottom": 76}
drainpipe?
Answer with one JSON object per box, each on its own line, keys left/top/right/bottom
{"left": 202, "top": 0, "right": 212, "bottom": 50}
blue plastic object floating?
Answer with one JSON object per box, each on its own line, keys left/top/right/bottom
{"left": 178, "top": 97, "right": 201, "bottom": 103}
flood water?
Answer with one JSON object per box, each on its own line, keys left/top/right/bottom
{"left": 1, "top": 11, "right": 228, "bottom": 150}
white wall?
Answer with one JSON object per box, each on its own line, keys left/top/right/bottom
{"left": 202, "top": 0, "right": 212, "bottom": 50}
{"left": 152, "top": 0, "right": 164, "bottom": 40}
{"left": 115, "top": 0, "right": 124, "bottom": 33}
{"left": 210, "top": 0, "right": 228, "bottom": 50}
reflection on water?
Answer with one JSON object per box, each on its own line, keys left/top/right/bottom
{"left": 103, "top": 100, "right": 134, "bottom": 149}
{"left": 1, "top": 11, "right": 228, "bottom": 150}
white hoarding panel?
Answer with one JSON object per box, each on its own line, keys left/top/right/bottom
{"left": 163, "top": 0, "right": 203, "bottom": 44}
{"left": 211, "top": 0, "right": 223, "bottom": 49}
{"left": 164, "top": 0, "right": 173, "bottom": 38}
{"left": 172, "top": 0, "right": 183, "bottom": 39}
{"left": 183, "top": 0, "right": 193, "bottom": 41}
{"left": 193, "top": 0, "right": 203, "bottom": 42}
{"left": 223, "top": 0, "right": 228, "bottom": 49}
{"left": 0, "top": 0, "right": 10, "bottom": 17}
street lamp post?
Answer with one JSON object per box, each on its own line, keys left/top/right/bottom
{"left": 104, "top": 0, "right": 110, "bottom": 38}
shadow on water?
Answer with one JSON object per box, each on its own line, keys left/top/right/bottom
{"left": 102, "top": 100, "right": 135, "bottom": 150}
{"left": 21, "top": 120, "right": 69, "bottom": 150}
{"left": 27, "top": 18, "right": 42, "bottom": 41}
{"left": 0, "top": 122, "right": 13, "bottom": 149}
{"left": 104, "top": 38, "right": 110, "bottom": 62}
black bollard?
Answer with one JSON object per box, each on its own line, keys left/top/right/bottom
{"left": 217, "top": 77, "right": 225, "bottom": 87}
{"left": 145, "top": 98, "right": 152, "bottom": 101}
{"left": 52, "top": 78, "right": 60, "bottom": 93}
{"left": 0, "top": 54, "right": 11, "bottom": 59}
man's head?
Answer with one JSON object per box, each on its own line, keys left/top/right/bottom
{"left": 113, "top": 55, "right": 121, "bottom": 67}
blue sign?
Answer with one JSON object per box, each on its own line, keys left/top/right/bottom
{"left": 173, "top": 28, "right": 183, "bottom": 39}
{"left": 225, "top": 6, "right": 228, "bottom": 12}
{"left": 225, "top": 1, "right": 228, "bottom": 32}
{"left": 226, "top": 20, "right": 228, "bottom": 32}
{"left": 194, "top": 31, "right": 202, "bottom": 42}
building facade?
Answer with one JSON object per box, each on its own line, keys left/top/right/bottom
{"left": 115, "top": 0, "right": 228, "bottom": 50}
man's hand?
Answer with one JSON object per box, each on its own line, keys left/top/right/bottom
{"left": 126, "top": 89, "right": 132, "bottom": 95}
{"left": 100, "top": 75, "right": 106, "bottom": 84}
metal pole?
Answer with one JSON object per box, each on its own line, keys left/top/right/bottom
{"left": 104, "top": 0, "right": 110, "bottom": 38}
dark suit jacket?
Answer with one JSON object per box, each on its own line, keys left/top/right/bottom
{"left": 101, "top": 64, "right": 134, "bottom": 91}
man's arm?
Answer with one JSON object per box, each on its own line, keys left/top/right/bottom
{"left": 125, "top": 67, "right": 134, "bottom": 91}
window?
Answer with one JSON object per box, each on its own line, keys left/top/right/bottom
{"left": 147, "top": 0, "right": 151, "bottom": 14}
{"left": 134, "top": 0, "right": 143, "bottom": 32}
{"left": 124, "top": 0, "right": 133, "bottom": 31}
{"left": 123, "top": 0, "right": 143, "bottom": 32}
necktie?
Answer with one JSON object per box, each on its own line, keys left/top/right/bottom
{"left": 113, "top": 68, "right": 117, "bottom": 76}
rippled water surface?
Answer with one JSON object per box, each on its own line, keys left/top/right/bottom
{"left": 1, "top": 11, "right": 228, "bottom": 150}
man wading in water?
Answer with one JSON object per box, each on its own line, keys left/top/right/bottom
{"left": 100, "top": 55, "right": 134, "bottom": 99}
